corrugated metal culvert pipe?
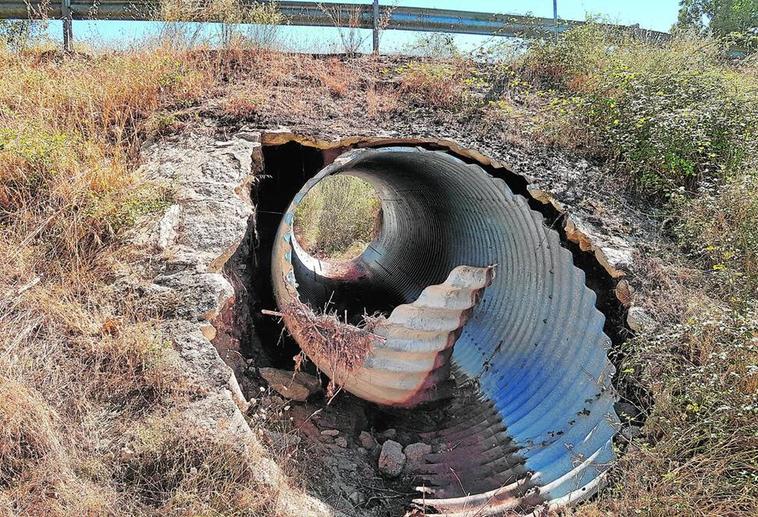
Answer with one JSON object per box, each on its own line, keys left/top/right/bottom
{"left": 271, "top": 147, "right": 620, "bottom": 515}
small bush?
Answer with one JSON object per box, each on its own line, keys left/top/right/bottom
{"left": 675, "top": 174, "right": 758, "bottom": 290}
{"left": 520, "top": 26, "right": 758, "bottom": 195}
{"left": 294, "top": 175, "right": 381, "bottom": 260}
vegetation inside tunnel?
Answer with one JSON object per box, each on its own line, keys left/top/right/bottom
{"left": 1, "top": 6, "right": 756, "bottom": 515}
{"left": 293, "top": 175, "right": 382, "bottom": 261}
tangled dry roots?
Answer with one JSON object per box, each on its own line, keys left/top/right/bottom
{"left": 282, "top": 300, "right": 378, "bottom": 395}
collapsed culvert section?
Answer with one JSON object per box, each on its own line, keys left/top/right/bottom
{"left": 270, "top": 146, "right": 620, "bottom": 515}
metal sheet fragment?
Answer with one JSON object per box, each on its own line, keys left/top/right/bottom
{"left": 271, "top": 147, "right": 620, "bottom": 515}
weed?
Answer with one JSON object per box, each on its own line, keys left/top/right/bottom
{"left": 675, "top": 173, "right": 758, "bottom": 290}
{"left": 398, "top": 60, "right": 479, "bottom": 109}
{"left": 518, "top": 25, "right": 758, "bottom": 195}
{"left": 294, "top": 175, "right": 381, "bottom": 260}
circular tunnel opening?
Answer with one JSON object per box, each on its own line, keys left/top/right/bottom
{"left": 292, "top": 175, "right": 382, "bottom": 263}
{"left": 289, "top": 174, "right": 395, "bottom": 323}
{"left": 268, "top": 146, "right": 622, "bottom": 514}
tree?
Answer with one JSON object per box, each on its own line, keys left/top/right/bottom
{"left": 676, "top": 0, "right": 757, "bottom": 51}
{"left": 676, "top": 0, "right": 757, "bottom": 35}
{"left": 0, "top": 20, "right": 45, "bottom": 50}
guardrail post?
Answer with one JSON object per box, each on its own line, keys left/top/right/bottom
{"left": 372, "top": 0, "right": 379, "bottom": 54}
{"left": 62, "top": 0, "right": 73, "bottom": 52}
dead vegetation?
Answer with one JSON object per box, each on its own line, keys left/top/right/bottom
{"left": 0, "top": 20, "right": 755, "bottom": 517}
{"left": 281, "top": 299, "right": 378, "bottom": 397}
{"left": 0, "top": 44, "right": 285, "bottom": 515}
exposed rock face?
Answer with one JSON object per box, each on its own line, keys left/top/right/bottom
{"left": 563, "top": 214, "right": 635, "bottom": 279}
{"left": 123, "top": 129, "right": 332, "bottom": 517}
{"left": 378, "top": 440, "right": 406, "bottom": 477}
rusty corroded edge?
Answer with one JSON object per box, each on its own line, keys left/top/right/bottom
{"left": 271, "top": 145, "right": 621, "bottom": 515}
{"left": 263, "top": 129, "right": 635, "bottom": 306}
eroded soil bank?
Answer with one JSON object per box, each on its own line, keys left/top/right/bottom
{"left": 184, "top": 128, "right": 644, "bottom": 515}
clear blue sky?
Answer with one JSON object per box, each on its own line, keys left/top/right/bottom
{"left": 48, "top": 0, "right": 680, "bottom": 51}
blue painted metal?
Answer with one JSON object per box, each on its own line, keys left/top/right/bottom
{"left": 271, "top": 146, "right": 621, "bottom": 514}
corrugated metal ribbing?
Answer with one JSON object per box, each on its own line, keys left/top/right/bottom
{"left": 271, "top": 147, "right": 620, "bottom": 513}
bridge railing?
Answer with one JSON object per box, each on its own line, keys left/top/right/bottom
{"left": 0, "top": 0, "right": 670, "bottom": 53}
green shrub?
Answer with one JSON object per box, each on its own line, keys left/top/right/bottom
{"left": 675, "top": 173, "right": 758, "bottom": 290}
{"left": 293, "top": 175, "right": 380, "bottom": 260}
{"left": 520, "top": 26, "right": 758, "bottom": 196}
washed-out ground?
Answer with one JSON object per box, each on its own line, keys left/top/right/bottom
{"left": 5, "top": 47, "right": 751, "bottom": 516}
{"left": 145, "top": 60, "right": 651, "bottom": 514}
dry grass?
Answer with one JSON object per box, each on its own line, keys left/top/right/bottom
{"left": 0, "top": 46, "right": 286, "bottom": 515}
{"left": 577, "top": 252, "right": 758, "bottom": 516}
{"left": 365, "top": 84, "right": 400, "bottom": 118}
{"left": 398, "top": 60, "right": 475, "bottom": 109}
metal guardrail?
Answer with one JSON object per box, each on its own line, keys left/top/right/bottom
{"left": 0, "top": 0, "right": 670, "bottom": 53}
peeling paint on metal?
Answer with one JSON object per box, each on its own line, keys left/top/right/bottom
{"left": 271, "top": 147, "right": 620, "bottom": 514}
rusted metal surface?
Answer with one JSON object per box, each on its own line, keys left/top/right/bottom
{"left": 347, "top": 265, "right": 495, "bottom": 406}
{"left": 271, "top": 147, "right": 620, "bottom": 514}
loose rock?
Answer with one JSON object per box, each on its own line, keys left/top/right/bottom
{"left": 259, "top": 367, "right": 321, "bottom": 401}
{"left": 380, "top": 428, "right": 397, "bottom": 440}
{"left": 321, "top": 429, "right": 340, "bottom": 437}
{"left": 359, "top": 431, "right": 378, "bottom": 450}
{"left": 263, "top": 430, "right": 302, "bottom": 449}
{"left": 622, "top": 425, "right": 642, "bottom": 442}
{"left": 615, "top": 401, "right": 641, "bottom": 422}
{"left": 615, "top": 279, "right": 634, "bottom": 306}
{"left": 348, "top": 491, "right": 365, "bottom": 505}
{"left": 403, "top": 442, "right": 432, "bottom": 472}
{"left": 627, "top": 307, "right": 657, "bottom": 333}
{"left": 335, "top": 436, "right": 348, "bottom": 448}
{"left": 378, "top": 440, "right": 405, "bottom": 477}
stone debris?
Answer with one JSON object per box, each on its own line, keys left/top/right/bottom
{"left": 321, "top": 429, "right": 340, "bottom": 437}
{"left": 348, "top": 491, "right": 365, "bottom": 505}
{"left": 263, "top": 429, "right": 302, "bottom": 449}
{"left": 359, "top": 430, "right": 378, "bottom": 450}
{"left": 380, "top": 428, "right": 397, "bottom": 441}
{"left": 335, "top": 436, "right": 348, "bottom": 448}
{"left": 403, "top": 442, "right": 432, "bottom": 472}
{"left": 627, "top": 307, "right": 657, "bottom": 333}
{"left": 259, "top": 367, "right": 322, "bottom": 401}
{"left": 378, "top": 440, "right": 405, "bottom": 477}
